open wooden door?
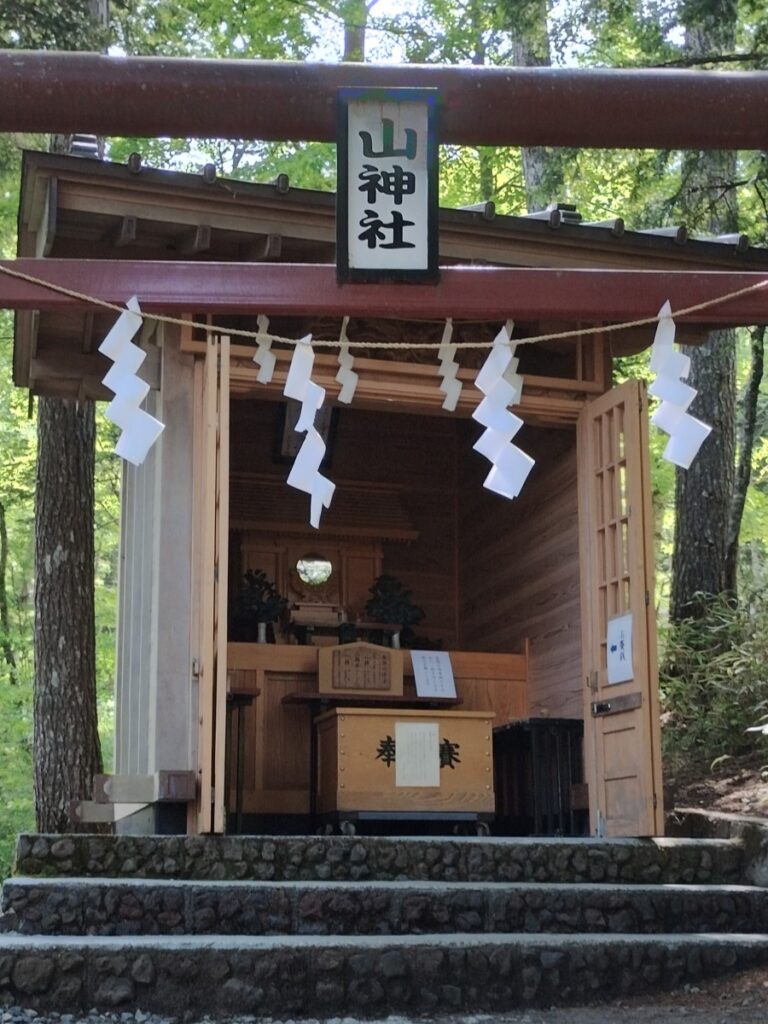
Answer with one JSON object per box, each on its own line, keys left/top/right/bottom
{"left": 192, "top": 334, "right": 230, "bottom": 833}
{"left": 578, "top": 379, "right": 664, "bottom": 837}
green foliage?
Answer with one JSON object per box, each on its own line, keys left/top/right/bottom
{"left": 365, "top": 574, "right": 425, "bottom": 629}
{"left": 0, "top": 0, "right": 108, "bottom": 50}
{"left": 0, "top": 322, "right": 35, "bottom": 882}
{"left": 660, "top": 590, "right": 768, "bottom": 771}
{"left": 0, "top": 675, "right": 33, "bottom": 880}
{"left": 230, "top": 570, "right": 288, "bottom": 640}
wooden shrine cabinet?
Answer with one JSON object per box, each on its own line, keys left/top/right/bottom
{"left": 227, "top": 644, "right": 526, "bottom": 827}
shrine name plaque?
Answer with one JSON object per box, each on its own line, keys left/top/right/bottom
{"left": 318, "top": 641, "right": 404, "bottom": 697}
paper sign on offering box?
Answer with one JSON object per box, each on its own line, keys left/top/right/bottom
{"left": 606, "top": 612, "right": 634, "bottom": 685}
{"left": 395, "top": 722, "right": 440, "bottom": 787}
{"left": 411, "top": 650, "right": 457, "bottom": 699}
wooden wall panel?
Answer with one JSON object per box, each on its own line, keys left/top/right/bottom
{"left": 343, "top": 551, "right": 383, "bottom": 621}
{"left": 458, "top": 425, "right": 582, "bottom": 719}
{"left": 227, "top": 649, "right": 316, "bottom": 814}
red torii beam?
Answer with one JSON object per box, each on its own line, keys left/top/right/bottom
{"left": 2, "top": 54, "right": 768, "bottom": 325}
{"left": 1, "top": 262, "right": 767, "bottom": 325}
{"left": 1, "top": 51, "right": 768, "bottom": 149}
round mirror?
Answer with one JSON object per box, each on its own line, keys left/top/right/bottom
{"left": 296, "top": 554, "right": 333, "bottom": 586}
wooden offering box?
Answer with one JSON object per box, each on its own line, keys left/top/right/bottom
{"left": 315, "top": 707, "right": 495, "bottom": 815}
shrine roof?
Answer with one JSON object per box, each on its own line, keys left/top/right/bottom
{"left": 12, "top": 150, "right": 768, "bottom": 398}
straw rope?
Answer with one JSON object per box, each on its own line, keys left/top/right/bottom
{"left": 0, "top": 262, "right": 766, "bottom": 350}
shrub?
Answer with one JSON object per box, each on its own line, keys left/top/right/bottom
{"left": 660, "top": 589, "right": 768, "bottom": 770}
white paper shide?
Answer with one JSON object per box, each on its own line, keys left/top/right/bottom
{"left": 98, "top": 296, "right": 165, "bottom": 466}
{"left": 472, "top": 322, "right": 534, "bottom": 500}
{"left": 283, "top": 336, "right": 336, "bottom": 529}
{"left": 649, "top": 301, "right": 712, "bottom": 469}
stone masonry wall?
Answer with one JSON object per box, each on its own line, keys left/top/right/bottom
{"left": 13, "top": 835, "right": 745, "bottom": 885}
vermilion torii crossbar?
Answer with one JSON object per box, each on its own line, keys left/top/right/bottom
{"left": 1, "top": 262, "right": 767, "bottom": 325}
{"left": 2, "top": 51, "right": 768, "bottom": 149}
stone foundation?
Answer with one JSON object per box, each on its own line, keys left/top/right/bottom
{"left": 1, "top": 933, "right": 766, "bottom": 1016}
{"left": 13, "top": 834, "right": 746, "bottom": 885}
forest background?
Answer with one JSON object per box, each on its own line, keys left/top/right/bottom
{"left": 1, "top": 0, "right": 768, "bottom": 877}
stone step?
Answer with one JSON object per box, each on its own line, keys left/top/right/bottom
{"left": 0, "top": 931, "right": 766, "bottom": 1016}
{"left": 3, "top": 877, "right": 768, "bottom": 937}
{"left": 14, "top": 833, "right": 747, "bottom": 884}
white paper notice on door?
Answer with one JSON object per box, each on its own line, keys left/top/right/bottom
{"left": 606, "top": 612, "right": 634, "bottom": 685}
{"left": 395, "top": 722, "right": 440, "bottom": 787}
{"left": 411, "top": 651, "right": 457, "bottom": 698}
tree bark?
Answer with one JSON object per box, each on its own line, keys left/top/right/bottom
{"left": 669, "top": 327, "right": 736, "bottom": 619}
{"left": 341, "top": 0, "right": 368, "bottom": 62}
{"left": 725, "top": 326, "right": 764, "bottom": 591}
{"left": 34, "top": 397, "right": 102, "bottom": 832}
{"left": 510, "top": 1, "right": 561, "bottom": 212}
{"left": 0, "top": 500, "right": 18, "bottom": 685}
{"left": 670, "top": 8, "right": 738, "bottom": 621}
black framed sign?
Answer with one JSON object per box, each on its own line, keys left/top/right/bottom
{"left": 337, "top": 87, "right": 440, "bottom": 284}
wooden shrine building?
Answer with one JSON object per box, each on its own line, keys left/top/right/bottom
{"left": 11, "top": 150, "right": 768, "bottom": 838}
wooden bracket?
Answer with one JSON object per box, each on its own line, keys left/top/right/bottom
{"left": 93, "top": 770, "right": 197, "bottom": 804}
{"left": 239, "top": 234, "right": 283, "bottom": 261}
{"left": 110, "top": 215, "right": 137, "bottom": 248}
{"left": 178, "top": 224, "right": 211, "bottom": 256}
{"left": 70, "top": 800, "right": 149, "bottom": 824}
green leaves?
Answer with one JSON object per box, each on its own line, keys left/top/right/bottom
{"left": 660, "top": 589, "right": 768, "bottom": 768}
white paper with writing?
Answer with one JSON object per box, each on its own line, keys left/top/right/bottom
{"left": 347, "top": 99, "right": 430, "bottom": 271}
{"left": 395, "top": 722, "right": 440, "bottom": 787}
{"left": 606, "top": 612, "right": 634, "bottom": 685}
{"left": 411, "top": 651, "right": 457, "bottom": 699}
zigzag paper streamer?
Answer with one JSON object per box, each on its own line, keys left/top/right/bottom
{"left": 335, "top": 316, "right": 359, "bottom": 404}
{"left": 649, "top": 301, "right": 712, "bottom": 469}
{"left": 472, "top": 320, "right": 534, "bottom": 500}
{"left": 252, "top": 314, "right": 276, "bottom": 384}
{"left": 99, "top": 296, "right": 165, "bottom": 466}
{"left": 283, "top": 336, "right": 336, "bottom": 528}
{"left": 437, "top": 318, "right": 462, "bottom": 412}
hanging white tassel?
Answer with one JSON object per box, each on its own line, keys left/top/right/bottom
{"left": 99, "top": 296, "right": 165, "bottom": 466}
{"left": 437, "top": 318, "right": 462, "bottom": 412}
{"left": 335, "top": 316, "right": 359, "bottom": 404}
{"left": 253, "top": 313, "right": 276, "bottom": 384}
{"left": 472, "top": 320, "right": 534, "bottom": 500}
{"left": 283, "top": 336, "right": 336, "bottom": 528}
{"left": 649, "top": 300, "right": 712, "bottom": 469}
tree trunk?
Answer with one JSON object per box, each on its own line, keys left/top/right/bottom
{"left": 0, "top": 500, "right": 18, "bottom": 684}
{"left": 725, "top": 326, "right": 764, "bottom": 591}
{"left": 511, "top": 0, "right": 561, "bottom": 212}
{"left": 669, "top": 327, "right": 736, "bottom": 619}
{"left": 341, "top": 0, "right": 368, "bottom": 61}
{"left": 669, "top": 9, "right": 738, "bottom": 621}
{"left": 34, "top": 397, "right": 102, "bottom": 832}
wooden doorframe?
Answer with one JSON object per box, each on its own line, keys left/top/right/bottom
{"left": 192, "top": 333, "right": 230, "bottom": 833}
{"left": 578, "top": 379, "right": 664, "bottom": 837}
